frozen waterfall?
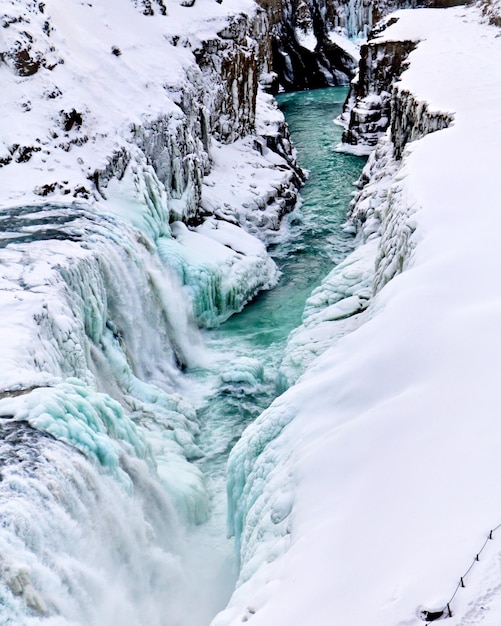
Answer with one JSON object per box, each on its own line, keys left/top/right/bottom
{"left": 0, "top": 86, "right": 364, "bottom": 625}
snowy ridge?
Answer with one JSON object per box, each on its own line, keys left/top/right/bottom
{"left": 0, "top": 0, "right": 301, "bottom": 311}
{"left": 220, "top": 6, "right": 501, "bottom": 626}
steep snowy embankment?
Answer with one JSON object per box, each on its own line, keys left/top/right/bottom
{"left": 221, "top": 7, "right": 501, "bottom": 626}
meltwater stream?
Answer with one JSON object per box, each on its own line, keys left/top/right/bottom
{"left": 184, "top": 86, "right": 365, "bottom": 624}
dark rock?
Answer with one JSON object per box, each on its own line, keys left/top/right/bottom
{"left": 131, "top": 0, "right": 167, "bottom": 15}
{"left": 15, "top": 145, "right": 42, "bottom": 163}
{"left": 341, "top": 33, "right": 418, "bottom": 151}
{"left": 13, "top": 47, "right": 40, "bottom": 75}
{"left": 61, "top": 109, "right": 83, "bottom": 132}
{"left": 255, "top": 0, "right": 359, "bottom": 92}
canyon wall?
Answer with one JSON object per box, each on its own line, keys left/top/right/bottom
{"left": 254, "top": 0, "right": 466, "bottom": 91}
{"left": 0, "top": 0, "right": 300, "bottom": 233}
{"left": 220, "top": 7, "right": 501, "bottom": 626}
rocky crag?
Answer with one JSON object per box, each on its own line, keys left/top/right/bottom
{"left": 0, "top": 0, "right": 301, "bottom": 234}
{"left": 253, "top": 0, "right": 467, "bottom": 92}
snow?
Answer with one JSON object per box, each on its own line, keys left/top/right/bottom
{"left": 295, "top": 29, "right": 318, "bottom": 52}
{"left": 220, "top": 6, "right": 501, "bottom": 626}
{"left": 328, "top": 29, "right": 362, "bottom": 61}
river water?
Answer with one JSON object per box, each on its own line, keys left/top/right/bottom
{"left": 184, "top": 86, "right": 365, "bottom": 625}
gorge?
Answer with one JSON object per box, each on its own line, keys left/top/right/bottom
{"left": 0, "top": 1, "right": 501, "bottom": 625}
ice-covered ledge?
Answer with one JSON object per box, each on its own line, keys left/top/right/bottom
{"left": 221, "top": 6, "right": 501, "bottom": 626}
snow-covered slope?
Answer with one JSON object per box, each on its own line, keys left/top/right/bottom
{"left": 221, "top": 6, "right": 501, "bottom": 626}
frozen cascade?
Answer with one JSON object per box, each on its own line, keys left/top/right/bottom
{"left": 0, "top": 420, "right": 186, "bottom": 626}
{"left": 0, "top": 200, "right": 213, "bottom": 625}
{"left": 0, "top": 86, "right": 363, "bottom": 625}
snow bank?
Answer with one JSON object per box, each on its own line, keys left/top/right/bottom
{"left": 221, "top": 6, "right": 501, "bottom": 626}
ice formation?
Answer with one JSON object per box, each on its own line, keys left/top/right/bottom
{"left": 0, "top": 0, "right": 304, "bottom": 622}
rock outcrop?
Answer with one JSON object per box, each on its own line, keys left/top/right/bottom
{"left": 340, "top": 33, "right": 418, "bottom": 153}
{"left": 255, "top": 0, "right": 361, "bottom": 91}
{"left": 0, "top": 1, "right": 302, "bottom": 240}
{"left": 480, "top": 0, "right": 501, "bottom": 25}
{"left": 338, "top": 6, "right": 463, "bottom": 154}
{"left": 254, "top": 0, "right": 467, "bottom": 92}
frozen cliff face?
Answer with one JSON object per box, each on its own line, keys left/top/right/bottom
{"left": 343, "top": 45, "right": 454, "bottom": 293}
{"left": 339, "top": 9, "right": 460, "bottom": 154}
{"left": 254, "top": 0, "right": 361, "bottom": 91}
{"left": 0, "top": 0, "right": 304, "bottom": 322}
{"left": 339, "top": 24, "right": 418, "bottom": 153}
{"left": 253, "top": 0, "right": 467, "bottom": 92}
{"left": 0, "top": 0, "right": 298, "bottom": 221}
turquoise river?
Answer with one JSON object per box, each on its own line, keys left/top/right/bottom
{"left": 183, "top": 86, "right": 366, "bottom": 625}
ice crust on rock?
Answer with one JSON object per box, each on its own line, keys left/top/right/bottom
{"left": 158, "top": 219, "right": 280, "bottom": 328}
{"left": 278, "top": 238, "right": 377, "bottom": 388}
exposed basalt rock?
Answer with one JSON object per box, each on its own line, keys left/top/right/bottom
{"left": 60, "top": 109, "right": 83, "bottom": 132}
{"left": 0, "top": 6, "right": 61, "bottom": 76}
{"left": 341, "top": 33, "right": 418, "bottom": 153}
{"left": 255, "top": 0, "right": 468, "bottom": 92}
{"left": 390, "top": 88, "right": 453, "bottom": 159}
{"left": 255, "top": 0, "right": 360, "bottom": 92}
{"left": 339, "top": 6, "right": 463, "bottom": 156}
{"left": 193, "top": 11, "right": 272, "bottom": 143}
{"left": 12, "top": 46, "right": 41, "bottom": 76}
{"left": 131, "top": 0, "right": 167, "bottom": 15}
{"left": 89, "top": 9, "right": 276, "bottom": 225}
